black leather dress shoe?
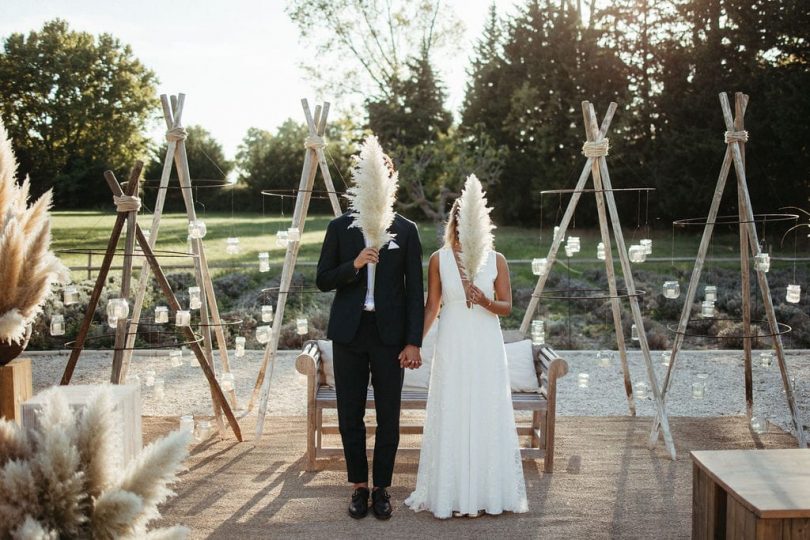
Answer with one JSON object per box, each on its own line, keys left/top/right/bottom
{"left": 371, "top": 488, "right": 392, "bottom": 520}
{"left": 349, "top": 487, "right": 370, "bottom": 519}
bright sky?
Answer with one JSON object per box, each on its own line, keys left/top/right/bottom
{"left": 0, "top": 0, "right": 522, "bottom": 161}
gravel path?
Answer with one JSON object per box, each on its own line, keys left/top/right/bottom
{"left": 27, "top": 348, "right": 809, "bottom": 436}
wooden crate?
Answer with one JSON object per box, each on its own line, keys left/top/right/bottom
{"left": 22, "top": 384, "right": 142, "bottom": 468}
{"left": 0, "top": 358, "right": 33, "bottom": 423}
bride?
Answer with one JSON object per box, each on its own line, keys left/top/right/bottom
{"left": 404, "top": 189, "right": 528, "bottom": 519}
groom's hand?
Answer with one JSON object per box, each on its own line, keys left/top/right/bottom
{"left": 353, "top": 247, "right": 379, "bottom": 270}
{"left": 398, "top": 344, "right": 421, "bottom": 369}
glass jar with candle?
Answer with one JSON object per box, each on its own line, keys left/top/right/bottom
{"left": 640, "top": 238, "right": 652, "bottom": 255}
{"left": 701, "top": 301, "right": 715, "bottom": 318}
{"left": 170, "top": 350, "right": 183, "bottom": 367}
{"left": 154, "top": 306, "right": 169, "bottom": 324}
{"left": 754, "top": 252, "right": 770, "bottom": 273}
{"left": 531, "top": 258, "right": 548, "bottom": 276}
{"left": 750, "top": 416, "right": 766, "bottom": 434}
{"left": 628, "top": 245, "right": 646, "bottom": 263}
{"left": 631, "top": 324, "right": 640, "bottom": 341}
{"left": 275, "top": 230, "right": 289, "bottom": 248}
{"left": 188, "top": 286, "right": 202, "bottom": 310}
{"left": 261, "top": 305, "right": 274, "bottom": 323}
{"left": 296, "top": 318, "right": 309, "bottom": 335}
{"left": 566, "top": 236, "right": 581, "bottom": 254}
{"left": 633, "top": 381, "right": 649, "bottom": 400}
{"left": 179, "top": 414, "right": 194, "bottom": 433}
{"left": 235, "top": 336, "right": 246, "bottom": 357}
{"left": 596, "top": 242, "right": 606, "bottom": 260}
{"left": 786, "top": 284, "right": 801, "bottom": 303}
{"left": 287, "top": 227, "right": 301, "bottom": 242}
{"left": 144, "top": 369, "right": 156, "bottom": 387}
{"left": 63, "top": 285, "right": 79, "bottom": 305}
{"left": 175, "top": 310, "right": 191, "bottom": 327}
{"left": 553, "top": 226, "right": 560, "bottom": 241}
{"left": 597, "top": 351, "right": 611, "bottom": 368}
{"left": 564, "top": 244, "right": 575, "bottom": 257}
{"left": 577, "top": 373, "right": 590, "bottom": 388}
{"left": 50, "top": 315, "right": 65, "bottom": 336}
{"left": 704, "top": 285, "right": 717, "bottom": 302}
{"left": 106, "top": 298, "right": 129, "bottom": 322}
{"left": 195, "top": 420, "right": 212, "bottom": 441}
{"left": 759, "top": 351, "right": 773, "bottom": 368}
{"left": 256, "top": 325, "right": 271, "bottom": 344}
{"left": 258, "top": 252, "right": 270, "bottom": 272}
{"left": 663, "top": 281, "right": 680, "bottom": 299}
{"left": 187, "top": 219, "right": 207, "bottom": 239}
{"left": 530, "top": 320, "right": 545, "bottom": 345}
{"left": 691, "top": 381, "right": 705, "bottom": 399}
{"left": 220, "top": 372, "right": 235, "bottom": 392}
{"left": 225, "top": 237, "right": 240, "bottom": 255}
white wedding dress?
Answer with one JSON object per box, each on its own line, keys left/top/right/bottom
{"left": 404, "top": 247, "right": 528, "bottom": 519}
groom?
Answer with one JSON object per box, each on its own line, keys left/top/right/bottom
{"left": 316, "top": 209, "right": 424, "bottom": 520}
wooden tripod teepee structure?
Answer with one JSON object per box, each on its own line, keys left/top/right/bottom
{"left": 250, "top": 99, "right": 343, "bottom": 439}
{"left": 648, "top": 92, "right": 807, "bottom": 450}
{"left": 520, "top": 100, "right": 677, "bottom": 459}
{"left": 120, "top": 93, "right": 239, "bottom": 415}
{"left": 59, "top": 162, "right": 242, "bottom": 441}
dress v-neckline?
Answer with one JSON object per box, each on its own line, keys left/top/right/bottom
{"left": 447, "top": 247, "right": 472, "bottom": 307}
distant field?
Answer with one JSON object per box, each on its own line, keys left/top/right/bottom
{"left": 52, "top": 210, "right": 803, "bottom": 286}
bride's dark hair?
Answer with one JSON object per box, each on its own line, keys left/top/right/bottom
{"left": 443, "top": 199, "right": 461, "bottom": 248}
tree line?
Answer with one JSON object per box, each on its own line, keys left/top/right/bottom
{"left": 1, "top": 1, "right": 808, "bottom": 225}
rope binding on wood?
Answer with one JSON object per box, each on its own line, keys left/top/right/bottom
{"left": 113, "top": 195, "right": 141, "bottom": 213}
{"left": 305, "top": 135, "right": 325, "bottom": 149}
{"left": 581, "top": 138, "right": 610, "bottom": 158}
{"left": 166, "top": 126, "right": 188, "bottom": 142}
{"left": 724, "top": 130, "right": 749, "bottom": 144}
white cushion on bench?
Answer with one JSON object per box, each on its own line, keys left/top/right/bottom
{"left": 506, "top": 339, "right": 540, "bottom": 392}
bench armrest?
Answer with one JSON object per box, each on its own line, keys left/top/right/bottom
{"left": 295, "top": 341, "right": 322, "bottom": 379}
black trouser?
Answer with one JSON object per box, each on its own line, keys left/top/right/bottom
{"left": 332, "top": 311, "right": 403, "bottom": 488}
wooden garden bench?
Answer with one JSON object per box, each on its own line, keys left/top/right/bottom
{"left": 295, "top": 341, "right": 569, "bottom": 473}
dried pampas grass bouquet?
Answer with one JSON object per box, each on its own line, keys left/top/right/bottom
{"left": 0, "top": 118, "right": 69, "bottom": 346}
{"left": 456, "top": 174, "right": 496, "bottom": 282}
{"left": 345, "top": 135, "right": 398, "bottom": 249}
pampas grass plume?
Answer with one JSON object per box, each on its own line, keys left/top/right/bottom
{"left": 456, "top": 174, "right": 495, "bottom": 281}
{"left": 346, "top": 135, "right": 398, "bottom": 249}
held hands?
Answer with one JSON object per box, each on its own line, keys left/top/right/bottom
{"left": 353, "top": 247, "right": 379, "bottom": 270}
{"left": 398, "top": 344, "right": 422, "bottom": 370}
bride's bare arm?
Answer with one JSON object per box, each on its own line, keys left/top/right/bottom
{"left": 423, "top": 251, "right": 442, "bottom": 338}
{"left": 469, "top": 252, "right": 512, "bottom": 316}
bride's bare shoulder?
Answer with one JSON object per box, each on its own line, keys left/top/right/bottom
{"left": 429, "top": 250, "right": 442, "bottom": 264}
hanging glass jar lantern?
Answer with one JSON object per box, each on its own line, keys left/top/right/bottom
{"left": 566, "top": 236, "right": 581, "bottom": 254}
{"left": 261, "top": 305, "right": 274, "bottom": 323}
{"left": 188, "top": 286, "right": 202, "bottom": 310}
{"left": 170, "top": 349, "right": 183, "bottom": 367}
{"left": 640, "top": 238, "right": 652, "bottom": 255}
{"left": 275, "top": 230, "right": 289, "bottom": 248}
{"left": 154, "top": 306, "right": 169, "bottom": 324}
{"left": 596, "top": 242, "right": 606, "bottom": 260}
{"left": 530, "top": 320, "right": 545, "bottom": 345}
{"left": 144, "top": 369, "right": 156, "bottom": 387}
{"left": 633, "top": 381, "right": 649, "bottom": 400}
{"left": 759, "top": 351, "right": 773, "bottom": 368}
{"left": 258, "top": 252, "right": 270, "bottom": 273}
{"left": 628, "top": 245, "right": 646, "bottom": 263}
{"left": 287, "top": 227, "right": 301, "bottom": 242}
{"left": 754, "top": 252, "right": 770, "bottom": 273}
{"left": 577, "top": 373, "right": 590, "bottom": 388}
{"left": 179, "top": 414, "right": 194, "bottom": 433}
{"left": 701, "top": 300, "right": 715, "bottom": 318}
{"left": 154, "top": 377, "right": 165, "bottom": 401}
{"left": 225, "top": 237, "right": 240, "bottom": 255}
{"left": 219, "top": 372, "right": 235, "bottom": 392}
{"left": 235, "top": 336, "right": 246, "bottom": 357}
{"left": 631, "top": 324, "right": 639, "bottom": 341}
{"left": 106, "top": 298, "right": 129, "bottom": 327}
{"left": 564, "top": 244, "right": 575, "bottom": 257}
{"left": 662, "top": 281, "right": 680, "bottom": 299}
{"left": 256, "top": 325, "right": 271, "bottom": 344}
{"left": 188, "top": 219, "right": 207, "bottom": 239}
{"left": 704, "top": 285, "right": 717, "bottom": 302}
{"left": 786, "top": 284, "right": 801, "bottom": 303}
{"left": 531, "top": 258, "right": 548, "bottom": 276}
{"left": 63, "top": 285, "right": 79, "bottom": 306}
{"left": 296, "top": 317, "right": 309, "bottom": 335}
{"left": 50, "top": 314, "right": 65, "bottom": 336}
{"left": 175, "top": 310, "right": 191, "bottom": 327}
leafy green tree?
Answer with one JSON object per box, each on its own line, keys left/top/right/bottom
{"left": 0, "top": 19, "right": 157, "bottom": 207}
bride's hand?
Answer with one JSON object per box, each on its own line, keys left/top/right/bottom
{"left": 468, "top": 285, "right": 489, "bottom": 306}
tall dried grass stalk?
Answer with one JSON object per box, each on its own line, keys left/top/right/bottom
{"left": 0, "top": 118, "right": 68, "bottom": 344}
{"left": 0, "top": 388, "right": 191, "bottom": 539}
{"left": 346, "top": 135, "right": 398, "bottom": 249}
{"left": 456, "top": 174, "right": 495, "bottom": 281}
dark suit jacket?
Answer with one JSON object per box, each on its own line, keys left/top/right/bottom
{"left": 316, "top": 212, "right": 424, "bottom": 348}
